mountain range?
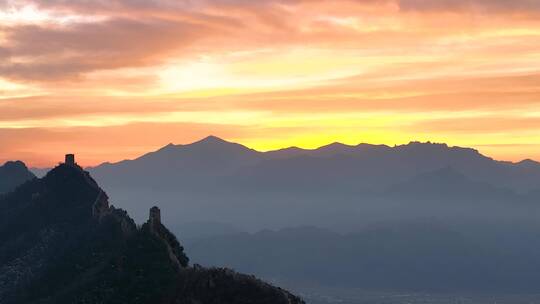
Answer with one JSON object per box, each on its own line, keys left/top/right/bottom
{"left": 90, "top": 136, "right": 540, "bottom": 194}
{"left": 12, "top": 136, "right": 540, "bottom": 301}
{"left": 84, "top": 136, "right": 540, "bottom": 233}
{"left": 79, "top": 136, "right": 540, "bottom": 298}
{"left": 185, "top": 221, "right": 540, "bottom": 295}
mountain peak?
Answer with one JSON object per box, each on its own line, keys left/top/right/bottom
{"left": 186, "top": 135, "right": 259, "bottom": 156}
{"left": 316, "top": 142, "right": 356, "bottom": 154}
{"left": 154, "top": 136, "right": 240, "bottom": 154}
{"left": 517, "top": 159, "right": 540, "bottom": 167}
{"left": 2, "top": 160, "right": 29, "bottom": 171}
{"left": 403, "top": 141, "right": 449, "bottom": 149}
{"left": 195, "top": 135, "right": 230, "bottom": 145}
{"left": 0, "top": 160, "right": 35, "bottom": 193}
{"left": 44, "top": 163, "right": 103, "bottom": 199}
{"left": 319, "top": 142, "right": 351, "bottom": 149}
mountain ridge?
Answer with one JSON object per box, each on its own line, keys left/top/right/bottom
{"left": 90, "top": 137, "right": 535, "bottom": 170}
{"left": 30, "top": 138, "right": 539, "bottom": 177}
{"left": 80, "top": 136, "right": 540, "bottom": 232}
{"left": 0, "top": 163, "right": 304, "bottom": 304}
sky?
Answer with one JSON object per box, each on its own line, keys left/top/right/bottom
{"left": 1, "top": 0, "right": 540, "bottom": 167}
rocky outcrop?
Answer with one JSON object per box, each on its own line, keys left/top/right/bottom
{"left": 146, "top": 206, "right": 189, "bottom": 269}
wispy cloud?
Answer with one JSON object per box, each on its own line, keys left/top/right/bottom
{"left": 1, "top": 0, "right": 540, "bottom": 165}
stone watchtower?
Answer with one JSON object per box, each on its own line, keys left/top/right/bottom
{"left": 149, "top": 206, "right": 161, "bottom": 226}
{"left": 65, "top": 154, "right": 75, "bottom": 166}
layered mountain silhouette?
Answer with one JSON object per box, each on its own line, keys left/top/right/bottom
{"left": 87, "top": 136, "right": 540, "bottom": 231}
{"left": 387, "top": 166, "right": 516, "bottom": 200}
{"left": 185, "top": 222, "right": 540, "bottom": 294}
{"left": 91, "top": 136, "right": 540, "bottom": 192}
{"left": 0, "top": 161, "right": 35, "bottom": 194}
{"left": 0, "top": 163, "right": 303, "bottom": 304}
{"left": 81, "top": 136, "right": 540, "bottom": 298}
{"left": 9, "top": 137, "right": 540, "bottom": 299}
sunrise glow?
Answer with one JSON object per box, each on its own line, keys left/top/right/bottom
{"left": 1, "top": 0, "right": 540, "bottom": 166}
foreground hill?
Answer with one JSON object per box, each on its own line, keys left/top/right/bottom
{"left": 0, "top": 163, "right": 303, "bottom": 304}
{"left": 0, "top": 161, "right": 35, "bottom": 194}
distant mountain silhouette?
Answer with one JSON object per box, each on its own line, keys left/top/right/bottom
{"left": 108, "top": 136, "right": 259, "bottom": 166}
{"left": 388, "top": 166, "right": 516, "bottom": 200}
{"left": 80, "top": 136, "right": 540, "bottom": 298}
{"left": 0, "top": 161, "right": 35, "bottom": 194}
{"left": 93, "top": 136, "right": 262, "bottom": 189}
{"left": 185, "top": 222, "right": 540, "bottom": 293}
{"left": 172, "top": 221, "right": 244, "bottom": 239}
{"left": 0, "top": 163, "right": 303, "bottom": 304}
{"left": 87, "top": 136, "right": 540, "bottom": 230}
{"left": 90, "top": 137, "right": 540, "bottom": 192}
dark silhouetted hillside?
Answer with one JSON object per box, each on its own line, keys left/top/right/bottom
{"left": 0, "top": 164, "right": 303, "bottom": 304}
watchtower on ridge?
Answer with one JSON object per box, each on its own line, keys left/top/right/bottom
{"left": 65, "top": 154, "right": 76, "bottom": 166}
{"left": 149, "top": 206, "right": 161, "bottom": 226}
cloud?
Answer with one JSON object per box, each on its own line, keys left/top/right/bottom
{"left": 0, "top": 17, "right": 212, "bottom": 81}
{"left": 399, "top": 0, "right": 540, "bottom": 12}
{"left": 3, "top": 0, "right": 538, "bottom": 83}
{"left": 408, "top": 117, "right": 540, "bottom": 134}
{"left": 0, "top": 0, "right": 312, "bottom": 82}
{"left": 1, "top": 0, "right": 540, "bottom": 165}
{"left": 1, "top": 0, "right": 187, "bottom": 13}
{"left": 216, "top": 72, "right": 540, "bottom": 113}
{"left": 0, "top": 121, "right": 258, "bottom": 166}
{"left": 1, "top": 71, "right": 540, "bottom": 127}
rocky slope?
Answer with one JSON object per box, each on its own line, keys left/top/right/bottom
{"left": 0, "top": 163, "right": 303, "bottom": 304}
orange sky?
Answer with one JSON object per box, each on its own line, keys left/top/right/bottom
{"left": 1, "top": 0, "right": 540, "bottom": 167}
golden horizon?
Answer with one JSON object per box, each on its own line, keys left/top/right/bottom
{"left": 12, "top": 135, "right": 540, "bottom": 168}
{"left": 1, "top": 0, "right": 540, "bottom": 166}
